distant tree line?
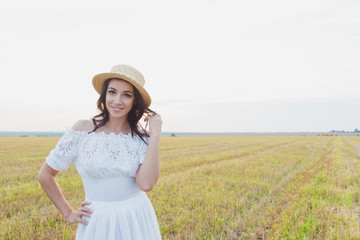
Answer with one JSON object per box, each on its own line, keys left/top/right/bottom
{"left": 330, "top": 128, "right": 360, "bottom": 133}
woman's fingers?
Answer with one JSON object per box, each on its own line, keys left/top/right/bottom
{"left": 80, "top": 201, "right": 91, "bottom": 207}
{"left": 78, "top": 214, "right": 89, "bottom": 225}
{"left": 74, "top": 208, "right": 93, "bottom": 225}
{"left": 145, "top": 113, "right": 161, "bottom": 120}
{"left": 144, "top": 111, "right": 159, "bottom": 119}
{"left": 143, "top": 112, "right": 162, "bottom": 135}
{"left": 79, "top": 201, "right": 92, "bottom": 214}
{"left": 66, "top": 202, "right": 94, "bottom": 225}
{"left": 80, "top": 206, "right": 93, "bottom": 214}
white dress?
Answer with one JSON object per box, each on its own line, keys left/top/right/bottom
{"left": 46, "top": 128, "right": 162, "bottom": 240}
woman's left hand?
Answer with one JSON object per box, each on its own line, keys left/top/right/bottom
{"left": 144, "top": 112, "right": 162, "bottom": 137}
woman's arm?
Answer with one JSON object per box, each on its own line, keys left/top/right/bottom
{"left": 136, "top": 113, "right": 162, "bottom": 192}
{"left": 38, "top": 162, "right": 92, "bottom": 225}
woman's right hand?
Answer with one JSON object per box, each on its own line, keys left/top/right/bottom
{"left": 65, "top": 201, "right": 93, "bottom": 225}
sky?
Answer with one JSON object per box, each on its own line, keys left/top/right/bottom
{"left": 1, "top": 0, "right": 359, "bottom": 132}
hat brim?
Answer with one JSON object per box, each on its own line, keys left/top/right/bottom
{"left": 92, "top": 73, "right": 151, "bottom": 107}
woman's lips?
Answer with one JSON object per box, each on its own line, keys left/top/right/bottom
{"left": 111, "top": 106, "right": 124, "bottom": 112}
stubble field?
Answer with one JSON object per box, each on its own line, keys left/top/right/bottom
{"left": 1, "top": 135, "right": 360, "bottom": 239}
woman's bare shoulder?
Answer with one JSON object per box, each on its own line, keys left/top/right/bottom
{"left": 72, "top": 119, "right": 94, "bottom": 132}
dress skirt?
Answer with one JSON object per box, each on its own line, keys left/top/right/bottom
{"left": 76, "top": 191, "right": 162, "bottom": 240}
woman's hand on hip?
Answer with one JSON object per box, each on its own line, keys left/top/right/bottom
{"left": 65, "top": 201, "right": 93, "bottom": 225}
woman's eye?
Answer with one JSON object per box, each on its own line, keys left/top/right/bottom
{"left": 124, "top": 94, "right": 132, "bottom": 98}
{"left": 108, "top": 90, "right": 115, "bottom": 94}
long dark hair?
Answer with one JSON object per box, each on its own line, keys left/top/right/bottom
{"left": 90, "top": 78, "right": 155, "bottom": 144}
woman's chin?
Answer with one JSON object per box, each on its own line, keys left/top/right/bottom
{"left": 109, "top": 111, "right": 128, "bottom": 119}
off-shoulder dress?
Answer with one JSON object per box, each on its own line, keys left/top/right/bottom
{"left": 46, "top": 128, "right": 162, "bottom": 240}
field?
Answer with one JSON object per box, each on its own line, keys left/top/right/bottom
{"left": 1, "top": 135, "right": 360, "bottom": 239}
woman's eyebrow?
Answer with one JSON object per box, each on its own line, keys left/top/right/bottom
{"left": 108, "top": 87, "right": 117, "bottom": 91}
{"left": 123, "top": 90, "right": 133, "bottom": 94}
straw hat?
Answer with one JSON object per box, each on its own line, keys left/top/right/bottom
{"left": 92, "top": 64, "right": 151, "bottom": 107}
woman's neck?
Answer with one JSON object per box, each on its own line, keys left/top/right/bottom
{"left": 106, "top": 117, "right": 131, "bottom": 134}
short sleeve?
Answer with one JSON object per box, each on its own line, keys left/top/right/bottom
{"left": 136, "top": 136, "right": 149, "bottom": 165}
{"left": 46, "top": 129, "right": 80, "bottom": 171}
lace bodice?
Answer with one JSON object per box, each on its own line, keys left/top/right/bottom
{"left": 46, "top": 128, "right": 149, "bottom": 179}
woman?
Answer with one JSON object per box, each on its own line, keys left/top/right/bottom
{"left": 38, "top": 64, "right": 162, "bottom": 239}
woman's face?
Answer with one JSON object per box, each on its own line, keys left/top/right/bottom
{"left": 105, "top": 79, "right": 135, "bottom": 119}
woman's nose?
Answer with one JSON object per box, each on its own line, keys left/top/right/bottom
{"left": 114, "top": 94, "right": 123, "bottom": 104}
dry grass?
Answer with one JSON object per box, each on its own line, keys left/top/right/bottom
{"left": 1, "top": 136, "right": 360, "bottom": 239}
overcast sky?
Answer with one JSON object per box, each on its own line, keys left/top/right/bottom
{"left": 1, "top": 0, "right": 359, "bottom": 132}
